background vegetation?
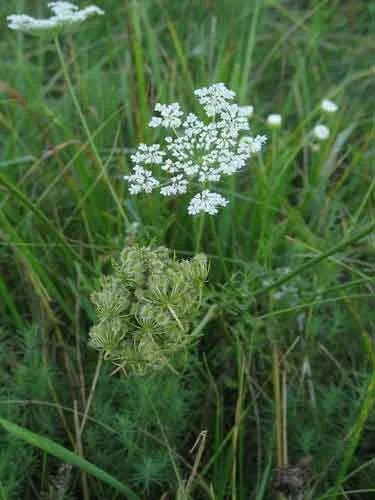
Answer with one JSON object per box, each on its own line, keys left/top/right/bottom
{"left": 0, "top": 0, "right": 374, "bottom": 498}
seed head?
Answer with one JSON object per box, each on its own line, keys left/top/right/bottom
{"left": 89, "top": 245, "right": 208, "bottom": 375}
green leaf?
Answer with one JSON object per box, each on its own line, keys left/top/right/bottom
{"left": 0, "top": 418, "right": 139, "bottom": 500}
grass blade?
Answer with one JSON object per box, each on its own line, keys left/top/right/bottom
{"left": 0, "top": 418, "right": 140, "bottom": 500}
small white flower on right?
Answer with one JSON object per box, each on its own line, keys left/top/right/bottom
{"left": 321, "top": 99, "right": 338, "bottom": 113}
{"left": 313, "top": 124, "right": 330, "bottom": 141}
{"left": 267, "top": 114, "right": 282, "bottom": 127}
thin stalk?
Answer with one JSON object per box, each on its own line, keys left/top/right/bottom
{"left": 79, "top": 354, "right": 103, "bottom": 437}
{"left": 195, "top": 213, "right": 206, "bottom": 253}
{"left": 53, "top": 36, "right": 129, "bottom": 226}
{"left": 273, "top": 345, "right": 287, "bottom": 500}
{"left": 209, "top": 216, "right": 230, "bottom": 279}
{"left": 74, "top": 400, "right": 90, "bottom": 500}
{"left": 282, "top": 363, "right": 288, "bottom": 467}
{"left": 232, "top": 357, "right": 245, "bottom": 500}
{"left": 273, "top": 345, "right": 284, "bottom": 470}
{"left": 126, "top": 0, "right": 149, "bottom": 141}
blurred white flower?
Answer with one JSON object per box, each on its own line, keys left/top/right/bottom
{"left": 267, "top": 114, "right": 282, "bottom": 127}
{"left": 188, "top": 190, "right": 228, "bottom": 215}
{"left": 321, "top": 99, "right": 338, "bottom": 113}
{"left": 149, "top": 103, "right": 184, "bottom": 129}
{"left": 313, "top": 124, "right": 330, "bottom": 141}
{"left": 239, "top": 105, "right": 254, "bottom": 118}
{"left": 7, "top": 15, "right": 58, "bottom": 32}
{"left": 125, "top": 83, "right": 267, "bottom": 215}
{"left": 48, "top": 2, "right": 79, "bottom": 16}
{"left": 7, "top": 2, "right": 104, "bottom": 35}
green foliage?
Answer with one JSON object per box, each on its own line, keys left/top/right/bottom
{"left": 0, "top": 0, "right": 374, "bottom": 498}
{"left": 0, "top": 328, "right": 55, "bottom": 499}
{"left": 84, "top": 361, "right": 204, "bottom": 497}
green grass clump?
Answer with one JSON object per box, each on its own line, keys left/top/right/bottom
{"left": 0, "top": 0, "right": 374, "bottom": 499}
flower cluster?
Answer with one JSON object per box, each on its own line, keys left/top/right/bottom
{"left": 124, "top": 83, "right": 267, "bottom": 215}
{"left": 89, "top": 245, "right": 208, "bottom": 374}
{"left": 263, "top": 98, "right": 339, "bottom": 142}
{"left": 7, "top": 2, "right": 104, "bottom": 35}
{"left": 311, "top": 98, "right": 339, "bottom": 143}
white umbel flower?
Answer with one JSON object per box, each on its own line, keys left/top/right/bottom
{"left": 188, "top": 190, "right": 229, "bottom": 215}
{"left": 266, "top": 114, "right": 282, "bottom": 127}
{"left": 239, "top": 135, "right": 267, "bottom": 154}
{"left": 313, "top": 124, "right": 330, "bottom": 141}
{"left": 7, "top": 2, "right": 104, "bottom": 35}
{"left": 321, "top": 99, "right": 338, "bottom": 113}
{"left": 7, "top": 15, "right": 58, "bottom": 32}
{"left": 125, "top": 83, "right": 267, "bottom": 215}
{"left": 124, "top": 166, "right": 160, "bottom": 195}
{"left": 194, "top": 83, "right": 236, "bottom": 117}
{"left": 149, "top": 103, "right": 184, "bottom": 129}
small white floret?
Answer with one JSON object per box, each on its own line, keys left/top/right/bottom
{"left": 267, "top": 114, "right": 282, "bottom": 127}
{"left": 194, "top": 83, "right": 236, "bottom": 117}
{"left": 239, "top": 135, "right": 267, "bottom": 155}
{"left": 48, "top": 2, "right": 79, "bottom": 15}
{"left": 313, "top": 124, "right": 330, "bottom": 141}
{"left": 149, "top": 103, "right": 184, "bottom": 129}
{"left": 321, "top": 99, "right": 338, "bottom": 113}
{"left": 238, "top": 106, "right": 254, "bottom": 118}
{"left": 187, "top": 190, "right": 229, "bottom": 216}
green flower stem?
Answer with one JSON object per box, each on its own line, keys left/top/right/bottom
{"left": 195, "top": 212, "right": 206, "bottom": 253}
{"left": 253, "top": 223, "right": 374, "bottom": 297}
{"left": 53, "top": 36, "right": 129, "bottom": 226}
{"left": 79, "top": 353, "right": 103, "bottom": 437}
{"left": 209, "top": 216, "right": 230, "bottom": 279}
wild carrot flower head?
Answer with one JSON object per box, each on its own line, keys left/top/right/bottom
{"left": 7, "top": 2, "right": 104, "bottom": 36}
{"left": 89, "top": 245, "right": 208, "bottom": 374}
{"left": 124, "top": 83, "right": 267, "bottom": 215}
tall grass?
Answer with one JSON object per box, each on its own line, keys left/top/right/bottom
{"left": 0, "top": 0, "right": 374, "bottom": 498}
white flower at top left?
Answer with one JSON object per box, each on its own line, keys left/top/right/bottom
{"left": 7, "top": 2, "right": 104, "bottom": 35}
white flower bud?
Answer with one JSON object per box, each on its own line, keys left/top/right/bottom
{"left": 267, "top": 114, "right": 282, "bottom": 127}
{"left": 313, "top": 124, "right": 330, "bottom": 141}
{"left": 321, "top": 99, "right": 338, "bottom": 113}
